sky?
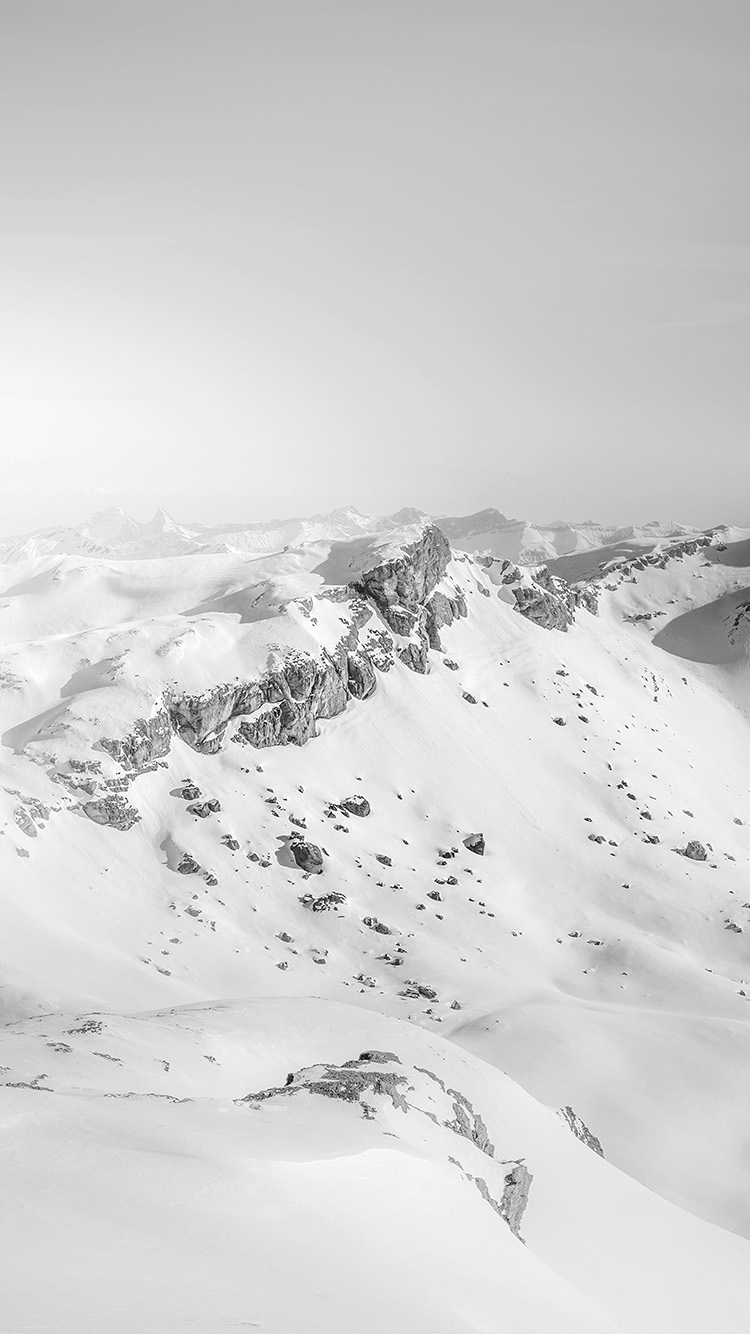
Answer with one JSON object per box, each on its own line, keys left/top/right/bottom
{"left": 0, "top": 1, "right": 749, "bottom": 537}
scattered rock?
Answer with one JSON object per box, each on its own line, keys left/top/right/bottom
{"left": 684, "top": 841, "right": 708, "bottom": 861}
{"left": 463, "top": 833, "right": 485, "bottom": 856}
{"left": 177, "top": 853, "right": 201, "bottom": 875}
{"left": 363, "top": 916, "right": 391, "bottom": 934}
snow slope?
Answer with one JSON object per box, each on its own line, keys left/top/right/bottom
{"left": 3, "top": 517, "right": 750, "bottom": 1328}
{"left": 1, "top": 997, "right": 749, "bottom": 1334}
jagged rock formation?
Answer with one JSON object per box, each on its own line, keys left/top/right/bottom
{"left": 352, "top": 525, "right": 467, "bottom": 667}
{"left": 513, "top": 567, "right": 599, "bottom": 632}
{"left": 559, "top": 1106, "right": 604, "bottom": 1157}
{"left": 87, "top": 526, "right": 603, "bottom": 790}
{"left": 61, "top": 522, "right": 614, "bottom": 814}
{"left": 92, "top": 528, "right": 467, "bottom": 777}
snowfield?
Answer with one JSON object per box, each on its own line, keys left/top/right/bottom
{"left": 2, "top": 512, "right": 750, "bottom": 1330}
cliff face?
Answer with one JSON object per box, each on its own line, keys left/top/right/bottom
{"left": 353, "top": 525, "right": 466, "bottom": 669}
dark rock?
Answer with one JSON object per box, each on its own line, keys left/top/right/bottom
{"left": 187, "top": 801, "right": 215, "bottom": 818}
{"left": 341, "top": 795, "right": 371, "bottom": 818}
{"left": 363, "top": 916, "right": 391, "bottom": 934}
{"left": 463, "top": 833, "right": 485, "bottom": 856}
{"left": 397, "top": 640, "right": 429, "bottom": 674}
{"left": 177, "top": 853, "right": 201, "bottom": 875}
{"left": 424, "top": 588, "right": 467, "bottom": 651}
{"left": 291, "top": 840, "right": 324, "bottom": 874}
{"left": 346, "top": 650, "right": 377, "bottom": 699}
{"left": 310, "top": 892, "right": 346, "bottom": 911}
{"left": 684, "top": 840, "right": 708, "bottom": 861}
{"left": 179, "top": 784, "right": 201, "bottom": 800}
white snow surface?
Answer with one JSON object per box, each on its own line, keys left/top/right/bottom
{"left": 2, "top": 517, "right": 750, "bottom": 1329}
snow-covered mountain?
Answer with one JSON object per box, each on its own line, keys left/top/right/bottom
{"left": 2, "top": 514, "right": 750, "bottom": 1330}
{"left": 0, "top": 502, "right": 698, "bottom": 565}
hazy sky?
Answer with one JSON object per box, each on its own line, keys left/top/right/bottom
{"left": 1, "top": 1, "right": 749, "bottom": 535}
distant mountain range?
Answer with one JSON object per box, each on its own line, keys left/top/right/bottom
{"left": 0, "top": 503, "right": 700, "bottom": 567}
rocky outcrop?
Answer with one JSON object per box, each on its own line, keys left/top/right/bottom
{"left": 353, "top": 525, "right": 466, "bottom": 666}
{"left": 513, "top": 567, "right": 596, "bottom": 632}
{"left": 610, "top": 533, "right": 713, "bottom": 583}
{"left": 498, "top": 1164, "right": 533, "bottom": 1241}
{"left": 82, "top": 794, "right": 141, "bottom": 831}
{"left": 239, "top": 1051, "right": 534, "bottom": 1241}
{"left": 559, "top": 1106, "right": 604, "bottom": 1156}
{"left": 95, "top": 526, "right": 467, "bottom": 768}
{"left": 238, "top": 1051, "right": 409, "bottom": 1112}
{"left": 353, "top": 525, "right": 451, "bottom": 622}
{"left": 100, "top": 707, "right": 172, "bottom": 770}
{"left": 478, "top": 556, "right": 598, "bottom": 631}
{"left": 424, "top": 588, "right": 468, "bottom": 651}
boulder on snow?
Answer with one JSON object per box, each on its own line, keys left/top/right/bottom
{"left": 463, "top": 833, "right": 485, "bottom": 856}
{"left": 684, "top": 840, "right": 708, "bottom": 861}
{"left": 178, "top": 784, "right": 202, "bottom": 800}
{"left": 176, "top": 852, "right": 201, "bottom": 875}
{"left": 363, "top": 915, "right": 391, "bottom": 934}
{"left": 340, "top": 795, "right": 371, "bottom": 818}
{"left": 291, "top": 840, "right": 325, "bottom": 874}
{"left": 310, "top": 892, "right": 346, "bottom": 911}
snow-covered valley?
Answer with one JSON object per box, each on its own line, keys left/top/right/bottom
{"left": 2, "top": 513, "right": 750, "bottom": 1331}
